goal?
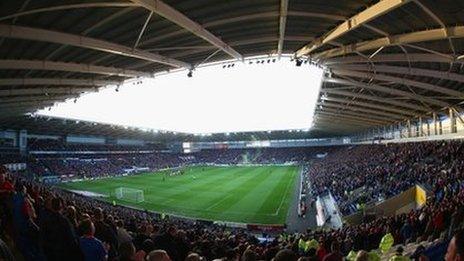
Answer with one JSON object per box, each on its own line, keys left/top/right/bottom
{"left": 114, "top": 187, "right": 144, "bottom": 203}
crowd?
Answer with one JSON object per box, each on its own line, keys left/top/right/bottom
{"left": 27, "top": 153, "right": 192, "bottom": 178}
{"left": 0, "top": 140, "right": 463, "bottom": 260}
{"left": 305, "top": 141, "right": 464, "bottom": 216}
{"left": 27, "top": 147, "right": 333, "bottom": 179}
{"left": 27, "top": 138, "right": 163, "bottom": 152}
{"left": 0, "top": 153, "right": 27, "bottom": 164}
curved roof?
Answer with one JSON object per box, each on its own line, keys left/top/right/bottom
{"left": 0, "top": 0, "right": 463, "bottom": 137}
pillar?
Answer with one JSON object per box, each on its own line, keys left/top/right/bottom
{"left": 450, "top": 108, "right": 457, "bottom": 133}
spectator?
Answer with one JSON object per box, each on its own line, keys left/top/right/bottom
{"left": 323, "top": 241, "right": 343, "bottom": 261}
{"left": 185, "top": 253, "right": 202, "bottom": 261}
{"left": 79, "top": 219, "right": 108, "bottom": 261}
{"left": 93, "top": 208, "right": 118, "bottom": 259}
{"left": 115, "top": 220, "right": 132, "bottom": 246}
{"left": 118, "top": 241, "right": 136, "bottom": 261}
{"left": 273, "top": 249, "right": 298, "bottom": 261}
{"left": 146, "top": 250, "right": 171, "bottom": 261}
{"left": 241, "top": 249, "right": 257, "bottom": 261}
{"left": 40, "top": 197, "right": 81, "bottom": 261}
{"left": 153, "top": 226, "right": 179, "bottom": 260}
{"left": 355, "top": 250, "right": 369, "bottom": 261}
{"left": 445, "top": 230, "right": 464, "bottom": 261}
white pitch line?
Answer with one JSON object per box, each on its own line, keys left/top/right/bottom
{"left": 205, "top": 194, "right": 233, "bottom": 211}
{"left": 273, "top": 174, "right": 295, "bottom": 216}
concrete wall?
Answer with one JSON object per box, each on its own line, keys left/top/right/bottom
{"left": 344, "top": 185, "right": 427, "bottom": 225}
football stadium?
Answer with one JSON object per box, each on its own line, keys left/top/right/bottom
{"left": 1, "top": 1, "right": 464, "bottom": 261}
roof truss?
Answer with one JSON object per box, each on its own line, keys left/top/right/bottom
{"left": 330, "top": 68, "right": 464, "bottom": 98}
{"left": 296, "top": 0, "right": 411, "bottom": 57}
{"left": 0, "top": 60, "right": 150, "bottom": 78}
{"left": 130, "top": 0, "right": 243, "bottom": 60}
{"left": 277, "top": 0, "right": 289, "bottom": 58}
{"left": 328, "top": 64, "right": 464, "bottom": 83}
{"left": 314, "top": 26, "right": 464, "bottom": 59}
{"left": 0, "top": 24, "right": 191, "bottom": 68}
{"left": 324, "top": 77, "right": 450, "bottom": 107}
{"left": 0, "top": 78, "right": 119, "bottom": 86}
{"left": 321, "top": 88, "right": 429, "bottom": 112}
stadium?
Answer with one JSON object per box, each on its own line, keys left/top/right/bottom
{"left": 1, "top": 0, "right": 464, "bottom": 260}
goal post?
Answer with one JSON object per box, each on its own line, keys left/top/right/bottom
{"left": 114, "top": 187, "right": 144, "bottom": 203}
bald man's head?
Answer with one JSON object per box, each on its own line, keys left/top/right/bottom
{"left": 446, "top": 230, "right": 464, "bottom": 261}
{"left": 146, "top": 250, "right": 171, "bottom": 261}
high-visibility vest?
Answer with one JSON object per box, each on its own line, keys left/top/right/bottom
{"left": 346, "top": 250, "right": 357, "bottom": 261}
{"left": 379, "top": 233, "right": 394, "bottom": 253}
{"left": 368, "top": 250, "right": 381, "bottom": 261}
{"left": 298, "top": 238, "right": 306, "bottom": 251}
{"left": 306, "top": 239, "right": 318, "bottom": 251}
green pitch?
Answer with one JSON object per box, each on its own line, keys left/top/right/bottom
{"left": 59, "top": 166, "right": 298, "bottom": 224}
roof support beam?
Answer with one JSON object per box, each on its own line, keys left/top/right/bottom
{"left": 412, "top": 0, "right": 455, "bottom": 53}
{"left": 312, "top": 124, "right": 366, "bottom": 132}
{"left": 0, "top": 24, "right": 191, "bottom": 68}
{"left": 138, "top": 11, "right": 344, "bottom": 47}
{"left": 321, "top": 96, "right": 416, "bottom": 116}
{"left": 314, "top": 118, "right": 376, "bottom": 128}
{"left": 0, "top": 3, "right": 138, "bottom": 22}
{"left": 130, "top": 0, "right": 243, "bottom": 60}
{"left": 319, "top": 102, "right": 403, "bottom": 120}
{"left": 169, "top": 36, "right": 314, "bottom": 58}
{"left": 0, "top": 87, "right": 97, "bottom": 97}
{"left": 321, "top": 88, "right": 429, "bottom": 112}
{"left": 329, "top": 64, "right": 464, "bottom": 83}
{"left": 318, "top": 107, "right": 393, "bottom": 123}
{"left": 311, "top": 125, "right": 367, "bottom": 134}
{"left": 0, "top": 109, "right": 31, "bottom": 118}
{"left": 0, "top": 60, "right": 150, "bottom": 78}
{"left": 277, "top": 0, "right": 289, "bottom": 59}
{"left": 0, "top": 94, "right": 76, "bottom": 104}
{"left": 315, "top": 110, "right": 387, "bottom": 125}
{"left": 133, "top": 11, "right": 153, "bottom": 49}
{"left": 324, "top": 77, "right": 450, "bottom": 107}
{"left": 0, "top": 78, "right": 119, "bottom": 86}
{"left": 296, "top": 0, "right": 411, "bottom": 57}
{"left": 324, "top": 53, "right": 463, "bottom": 65}
{"left": 44, "top": 7, "right": 137, "bottom": 61}
{"left": 330, "top": 68, "right": 464, "bottom": 98}
{"left": 129, "top": 35, "right": 315, "bottom": 69}
{"left": 0, "top": 101, "right": 55, "bottom": 109}
{"left": 314, "top": 26, "right": 464, "bottom": 59}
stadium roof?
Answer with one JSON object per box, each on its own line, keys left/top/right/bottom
{"left": 1, "top": 0, "right": 464, "bottom": 137}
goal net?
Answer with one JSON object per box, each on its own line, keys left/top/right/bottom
{"left": 114, "top": 187, "right": 144, "bottom": 203}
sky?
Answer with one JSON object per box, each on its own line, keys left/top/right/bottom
{"left": 38, "top": 57, "right": 324, "bottom": 134}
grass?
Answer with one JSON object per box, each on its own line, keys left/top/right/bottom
{"left": 59, "top": 165, "right": 299, "bottom": 224}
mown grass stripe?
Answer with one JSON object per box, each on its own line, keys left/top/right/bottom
{"left": 58, "top": 166, "right": 297, "bottom": 224}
